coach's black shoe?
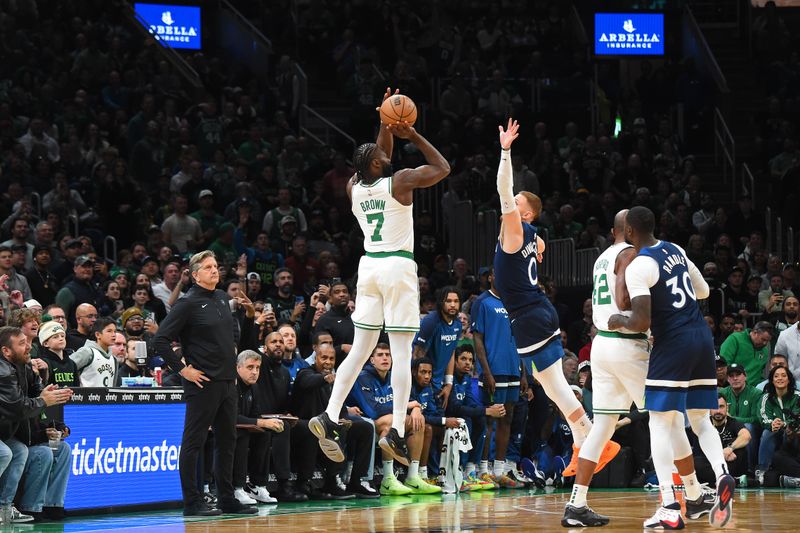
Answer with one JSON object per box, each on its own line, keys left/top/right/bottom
{"left": 561, "top": 504, "right": 610, "bottom": 527}
{"left": 183, "top": 502, "right": 222, "bottom": 517}
{"left": 309, "top": 412, "right": 346, "bottom": 462}
{"left": 379, "top": 428, "right": 410, "bottom": 466}
{"left": 218, "top": 499, "right": 258, "bottom": 514}
{"left": 275, "top": 481, "right": 309, "bottom": 502}
{"left": 347, "top": 480, "right": 381, "bottom": 499}
{"left": 42, "top": 506, "right": 65, "bottom": 521}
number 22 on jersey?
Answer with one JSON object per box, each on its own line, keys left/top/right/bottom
{"left": 592, "top": 273, "right": 611, "bottom": 305}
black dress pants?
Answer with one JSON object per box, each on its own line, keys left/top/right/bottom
{"left": 180, "top": 380, "right": 237, "bottom": 508}
{"left": 234, "top": 430, "right": 273, "bottom": 487}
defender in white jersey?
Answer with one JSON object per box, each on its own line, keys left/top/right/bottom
{"left": 562, "top": 210, "right": 643, "bottom": 527}
{"left": 310, "top": 88, "right": 450, "bottom": 468}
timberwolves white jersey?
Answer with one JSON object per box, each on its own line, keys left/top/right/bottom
{"left": 351, "top": 176, "right": 413, "bottom": 253}
{"left": 592, "top": 242, "right": 638, "bottom": 334}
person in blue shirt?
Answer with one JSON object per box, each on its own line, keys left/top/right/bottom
{"left": 410, "top": 357, "right": 460, "bottom": 483}
{"left": 277, "top": 323, "right": 309, "bottom": 389}
{"left": 347, "top": 344, "right": 439, "bottom": 495}
{"left": 471, "top": 267, "right": 525, "bottom": 488}
{"left": 234, "top": 228, "right": 284, "bottom": 286}
{"left": 413, "top": 286, "right": 462, "bottom": 408}
{"left": 446, "top": 345, "right": 505, "bottom": 489}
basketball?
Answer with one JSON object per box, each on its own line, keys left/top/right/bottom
{"left": 379, "top": 94, "right": 417, "bottom": 126}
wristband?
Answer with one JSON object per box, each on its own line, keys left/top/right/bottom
{"left": 444, "top": 375, "right": 454, "bottom": 385}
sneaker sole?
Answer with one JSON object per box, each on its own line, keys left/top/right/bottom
{"left": 378, "top": 438, "right": 410, "bottom": 466}
{"left": 309, "top": 417, "right": 345, "bottom": 462}
{"left": 594, "top": 440, "right": 621, "bottom": 474}
{"left": 561, "top": 517, "right": 610, "bottom": 527}
{"left": 709, "top": 475, "right": 734, "bottom": 528}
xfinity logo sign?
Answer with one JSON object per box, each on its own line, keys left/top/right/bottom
{"left": 595, "top": 13, "right": 664, "bottom": 56}
{"left": 135, "top": 3, "right": 202, "bottom": 50}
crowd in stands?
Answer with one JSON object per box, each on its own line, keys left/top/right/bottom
{"left": 1, "top": 0, "right": 800, "bottom": 523}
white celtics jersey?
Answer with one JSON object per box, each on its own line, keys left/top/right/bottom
{"left": 77, "top": 347, "right": 117, "bottom": 387}
{"left": 351, "top": 176, "right": 413, "bottom": 253}
{"left": 592, "top": 242, "right": 636, "bottom": 333}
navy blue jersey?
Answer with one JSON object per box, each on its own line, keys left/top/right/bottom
{"left": 411, "top": 382, "right": 444, "bottom": 426}
{"left": 413, "top": 311, "right": 462, "bottom": 390}
{"left": 347, "top": 364, "right": 393, "bottom": 420}
{"left": 493, "top": 222, "right": 549, "bottom": 317}
{"left": 470, "top": 290, "right": 519, "bottom": 376}
{"left": 635, "top": 240, "right": 706, "bottom": 339}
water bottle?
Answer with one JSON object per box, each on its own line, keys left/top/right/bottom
{"left": 154, "top": 367, "right": 162, "bottom": 387}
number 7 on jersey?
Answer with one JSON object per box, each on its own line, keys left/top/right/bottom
{"left": 365, "top": 212, "right": 384, "bottom": 242}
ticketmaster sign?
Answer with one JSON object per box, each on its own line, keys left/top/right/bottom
{"left": 135, "top": 3, "right": 202, "bottom": 50}
{"left": 594, "top": 13, "right": 664, "bottom": 56}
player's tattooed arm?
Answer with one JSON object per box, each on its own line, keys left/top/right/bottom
{"left": 607, "top": 295, "right": 651, "bottom": 333}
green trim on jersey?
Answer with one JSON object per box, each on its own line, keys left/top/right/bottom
{"left": 596, "top": 330, "right": 648, "bottom": 340}
{"left": 359, "top": 177, "right": 385, "bottom": 188}
{"left": 384, "top": 326, "right": 420, "bottom": 332}
{"left": 364, "top": 250, "right": 414, "bottom": 260}
{"left": 353, "top": 320, "right": 383, "bottom": 330}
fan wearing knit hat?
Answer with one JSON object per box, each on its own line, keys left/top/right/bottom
{"left": 36, "top": 320, "right": 80, "bottom": 387}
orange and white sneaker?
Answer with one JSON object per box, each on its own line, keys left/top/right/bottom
{"left": 495, "top": 473, "right": 525, "bottom": 489}
{"left": 594, "top": 440, "right": 621, "bottom": 474}
{"left": 562, "top": 440, "right": 621, "bottom": 477}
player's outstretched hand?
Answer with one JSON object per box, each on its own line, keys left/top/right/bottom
{"left": 387, "top": 122, "right": 416, "bottom": 139}
{"left": 499, "top": 118, "right": 519, "bottom": 150}
{"left": 607, "top": 314, "right": 626, "bottom": 330}
{"left": 376, "top": 86, "right": 399, "bottom": 112}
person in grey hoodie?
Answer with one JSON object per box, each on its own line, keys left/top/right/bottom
{"left": 69, "top": 317, "right": 117, "bottom": 387}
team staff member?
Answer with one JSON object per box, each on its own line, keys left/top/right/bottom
{"left": 154, "top": 250, "right": 256, "bottom": 517}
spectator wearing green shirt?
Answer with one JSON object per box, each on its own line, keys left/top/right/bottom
{"left": 720, "top": 363, "right": 763, "bottom": 471}
{"left": 720, "top": 322, "right": 774, "bottom": 385}
{"left": 190, "top": 190, "right": 225, "bottom": 248}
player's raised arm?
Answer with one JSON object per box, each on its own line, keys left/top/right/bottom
{"left": 497, "top": 119, "right": 522, "bottom": 253}
{"left": 389, "top": 123, "right": 450, "bottom": 194}
{"left": 376, "top": 87, "right": 398, "bottom": 159}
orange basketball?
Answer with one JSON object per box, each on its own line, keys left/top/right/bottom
{"left": 379, "top": 94, "right": 417, "bottom": 126}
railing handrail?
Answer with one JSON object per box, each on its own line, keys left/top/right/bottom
{"left": 684, "top": 5, "right": 729, "bottom": 93}
{"left": 300, "top": 104, "right": 356, "bottom": 149}
{"left": 713, "top": 107, "right": 735, "bottom": 196}
{"left": 219, "top": 0, "right": 273, "bottom": 52}
{"left": 742, "top": 163, "right": 755, "bottom": 206}
{"left": 569, "top": 4, "right": 589, "bottom": 46}
{"left": 765, "top": 206, "right": 773, "bottom": 254}
{"left": 124, "top": 3, "right": 203, "bottom": 89}
{"left": 788, "top": 226, "right": 795, "bottom": 264}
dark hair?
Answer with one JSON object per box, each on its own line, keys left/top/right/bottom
{"left": 312, "top": 330, "right": 332, "bottom": 345}
{"left": 93, "top": 317, "right": 117, "bottom": 336}
{"left": 436, "top": 286, "right": 461, "bottom": 316}
{"left": 455, "top": 345, "right": 474, "bottom": 358}
{"left": 752, "top": 321, "right": 774, "bottom": 335}
{"left": 765, "top": 364, "right": 796, "bottom": 399}
{"left": 224, "top": 278, "right": 241, "bottom": 291}
{"left": 0, "top": 326, "right": 24, "bottom": 349}
{"left": 0, "top": 245, "right": 11, "bottom": 255}
{"left": 353, "top": 143, "right": 378, "bottom": 183}
{"left": 412, "top": 356, "right": 434, "bottom": 373}
{"left": 370, "top": 342, "right": 391, "bottom": 357}
{"left": 626, "top": 206, "right": 655, "bottom": 235}
{"left": 771, "top": 353, "right": 789, "bottom": 363}
{"left": 133, "top": 283, "right": 150, "bottom": 295}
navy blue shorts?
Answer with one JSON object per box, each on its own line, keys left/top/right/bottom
{"left": 479, "top": 374, "right": 521, "bottom": 405}
{"left": 645, "top": 326, "right": 717, "bottom": 412}
{"left": 510, "top": 303, "right": 562, "bottom": 373}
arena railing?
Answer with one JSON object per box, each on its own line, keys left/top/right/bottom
{"left": 742, "top": 162, "right": 755, "bottom": 206}
{"left": 575, "top": 247, "right": 600, "bottom": 287}
{"left": 30, "top": 192, "right": 41, "bottom": 219}
{"left": 788, "top": 226, "right": 795, "bottom": 264}
{"left": 713, "top": 107, "right": 736, "bottom": 198}
{"left": 540, "top": 239, "right": 575, "bottom": 289}
{"left": 765, "top": 206, "right": 773, "bottom": 254}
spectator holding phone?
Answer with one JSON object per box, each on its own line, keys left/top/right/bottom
{"left": 759, "top": 273, "right": 794, "bottom": 315}
{"left": 265, "top": 268, "right": 303, "bottom": 333}
{"left": 313, "top": 280, "right": 354, "bottom": 368}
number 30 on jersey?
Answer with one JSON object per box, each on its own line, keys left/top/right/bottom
{"left": 666, "top": 272, "right": 696, "bottom": 308}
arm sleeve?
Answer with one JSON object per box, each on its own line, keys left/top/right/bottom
{"left": 0, "top": 373, "right": 46, "bottom": 421}
{"left": 759, "top": 394, "right": 772, "bottom": 428}
{"left": 497, "top": 148, "right": 515, "bottom": 214}
{"left": 720, "top": 335, "right": 737, "bottom": 365}
{"left": 69, "top": 347, "right": 94, "bottom": 372}
{"left": 413, "top": 314, "right": 435, "bottom": 350}
{"left": 152, "top": 299, "right": 192, "bottom": 373}
{"left": 675, "top": 244, "right": 709, "bottom": 299}
{"left": 625, "top": 256, "right": 660, "bottom": 299}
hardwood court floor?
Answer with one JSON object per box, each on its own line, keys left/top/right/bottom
{"left": 31, "top": 488, "right": 800, "bottom": 532}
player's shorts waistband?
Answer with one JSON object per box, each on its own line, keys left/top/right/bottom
{"left": 596, "top": 330, "right": 648, "bottom": 340}
{"left": 364, "top": 250, "right": 414, "bottom": 260}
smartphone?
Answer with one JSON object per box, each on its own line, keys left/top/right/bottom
{"left": 295, "top": 296, "right": 305, "bottom": 305}
{"left": 264, "top": 303, "right": 273, "bottom": 313}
